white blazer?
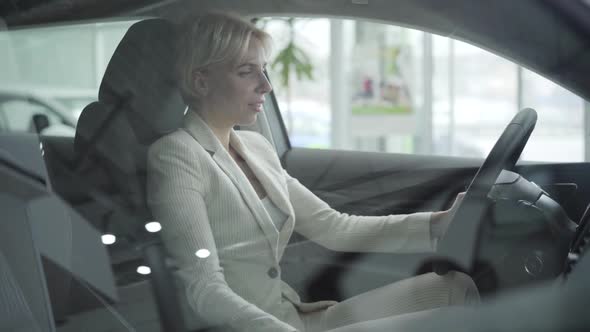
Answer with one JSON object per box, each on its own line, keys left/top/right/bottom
{"left": 146, "top": 111, "right": 434, "bottom": 332}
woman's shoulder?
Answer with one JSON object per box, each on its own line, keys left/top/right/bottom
{"left": 236, "top": 130, "right": 274, "bottom": 153}
{"left": 150, "top": 128, "right": 197, "bottom": 151}
{"left": 236, "top": 130, "right": 283, "bottom": 170}
{"left": 148, "top": 128, "right": 208, "bottom": 162}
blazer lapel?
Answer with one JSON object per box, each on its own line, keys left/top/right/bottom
{"left": 230, "top": 131, "right": 295, "bottom": 260}
{"left": 182, "top": 111, "right": 281, "bottom": 260}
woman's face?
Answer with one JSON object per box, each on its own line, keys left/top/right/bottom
{"left": 201, "top": 38, "right": 272, "bottom": 127}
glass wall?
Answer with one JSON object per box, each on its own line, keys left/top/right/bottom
{"left": 433, "top": 38, "right": 519, "bottom": 158}
{"left": 520, "top": 70, "right": 585, "bottom": 162}
{"left": 0, "top": 18, "right": 585, "bottom": 161}
{"left": 0, "top": 20, "right": 135, "bottom": 119}
{"left": 262, "top": 18, "right": 586, "bottom": 162}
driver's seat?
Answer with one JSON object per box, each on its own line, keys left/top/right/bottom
{"left": 73, "top": 18, "right": 191, "bottom": 331}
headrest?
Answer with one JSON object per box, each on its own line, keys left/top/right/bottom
{"left": 97, "top": 18, "right": 186, "bottom": 144}
{"left": 74, "top": 102, "right": 139, "bottom": 173}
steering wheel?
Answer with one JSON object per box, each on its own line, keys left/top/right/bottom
{"left": 431, "top": 108, "right": 538, "bottom": 275}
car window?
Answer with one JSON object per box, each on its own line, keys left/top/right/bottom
{"left": 261, "top": 17, "right": 587, "bottom": 162}
{"left": 0, "top": 20, "right": 136, "bottom": 122}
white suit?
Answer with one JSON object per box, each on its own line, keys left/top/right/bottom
{"left": 147, "top": 111, "right": 476, "bottom": 332}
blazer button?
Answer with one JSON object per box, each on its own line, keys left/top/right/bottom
{"left": 267, "top": 267, "right": 278, "bottom": 279}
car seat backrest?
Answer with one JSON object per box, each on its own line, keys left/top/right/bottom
{"left": 1, "top": 133, "right": 119, "bottom": 325}
{"left": 74, "top": 19, "right": 186, "bottom": 233}
{"left": 0, "top": 249, "right": 43, "bottom": 332}
{"left": 0, "top": 141, "right": 49, "bottom": 332}
{"left": 97, "top": 18, "right": 186, "bottom": 146}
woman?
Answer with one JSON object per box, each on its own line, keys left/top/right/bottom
{"left": 147, "top": 12, "right": 478, "bottom": 332}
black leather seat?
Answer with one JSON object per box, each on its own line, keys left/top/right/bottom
{"left": 73, "top": 18, "right": 189, "bottom": 331}
{"left": 75, "top": 18, "right": 186, "bottom": 236}
{"left": 0, "top": 249, "right": 42, "bottom": 332}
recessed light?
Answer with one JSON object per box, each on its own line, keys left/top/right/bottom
{"left": 145, "top": 221, "right": 162, "bottom": 233}
{"left": 137, "top": 266, "right": 151, "bottom": 275}
{"left": 195, "top": 249, "right": 211, "bottom": 258}
{"left": 101, "top": 234, "right": 116, "bottom": 245}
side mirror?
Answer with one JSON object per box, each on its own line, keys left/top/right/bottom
{"left": 31, "top": 113, "right": 50, "bottom": 133}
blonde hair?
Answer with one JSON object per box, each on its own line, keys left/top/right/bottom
{"left": 176, "top": 12, "right": 272, "bottom": 109}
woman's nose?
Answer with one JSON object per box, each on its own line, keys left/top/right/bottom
{"left": 257, "top": 72, "right": 273, "bottom": 94}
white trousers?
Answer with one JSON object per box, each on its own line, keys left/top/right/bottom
{"left": 300, "top": 271, "right": 479, "bottom": 332}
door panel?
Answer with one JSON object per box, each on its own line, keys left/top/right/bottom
{"left": 283, "top": 148, "right": 481, "bottom": 215}
{"left": 280, "top": 147, "right": 481, "bottom": 301}
{"left": 280, "top": 147, "right": 590, "bottom": 301}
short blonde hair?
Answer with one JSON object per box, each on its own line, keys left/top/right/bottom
{"left": 176, "top": 12, "right": 272, "bottom": 109}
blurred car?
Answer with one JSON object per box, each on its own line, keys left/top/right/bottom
{"left": 0, "top": 90, "right": 76, "bottom": 136}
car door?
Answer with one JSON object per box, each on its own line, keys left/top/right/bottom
{"left": 257, "top": 16, "right": 589, "bottom": 302}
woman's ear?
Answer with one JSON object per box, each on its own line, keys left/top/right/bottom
{"left": 192, "top": 70, "right": 209, "bottom": 97}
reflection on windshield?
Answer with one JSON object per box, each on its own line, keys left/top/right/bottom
{"left": 0, "top": 9, "right": 588, "bottom": 332}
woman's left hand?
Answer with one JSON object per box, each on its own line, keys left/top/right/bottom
{"left": 430, "top": 192, "right": 465, "bottom": 241}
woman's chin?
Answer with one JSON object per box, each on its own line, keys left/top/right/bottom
{"left": 238, "top": 113, "right": 259, "bottom": 126}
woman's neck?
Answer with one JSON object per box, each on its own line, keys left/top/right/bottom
{"left": 195, "top": 108, "right": 233, "bottom": 151}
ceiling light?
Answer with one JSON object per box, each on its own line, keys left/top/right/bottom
{"left": 145, "top": 221, "right": 162, "bottom": 233}
{"left": 101, "top": 234, "right": 116, "bottom": 245}
{"left": 137, "top": 266, "right": 151, "bottom": 275}
{"left": 195, "top": 249, "right": 210, "bottom": 258}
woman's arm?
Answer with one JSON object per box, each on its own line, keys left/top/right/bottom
{"left": 430, "top": 192, "right": 465, "bottom": 246}
{"left": 147, "top": 135, "right": 297, "bottom": 332}
{"left": 285, "top": 169, "right": 435, "bottom": 253}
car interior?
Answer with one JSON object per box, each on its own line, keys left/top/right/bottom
{"left": 1, "top": 1, "right": 590, "bottom": 331}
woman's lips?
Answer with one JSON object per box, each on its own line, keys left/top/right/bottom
{"left": 249, "top": 101, "right": 264, "bottom": 112}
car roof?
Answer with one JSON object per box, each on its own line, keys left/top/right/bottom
{"left": 2, "top": 0, "right": 590, "bottom": 101}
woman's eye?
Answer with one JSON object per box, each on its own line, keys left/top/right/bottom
{"left": 238, "top": 71, "right": 251, "bottom": 76}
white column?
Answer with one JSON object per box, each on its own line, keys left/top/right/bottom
{"left": 448, "top": 38, "right": 455, "bottom": 155}
{"left": 330, "top": 19, "right": 351, "bottom": 150}
{"left": 585, "top": 101, "right": 590, "bottom": 162}
{"left": 94, "top": 23, "right": 106, "bottom": 89}
{"left": 417, "top": 32, "right": 433, "bottom": 154}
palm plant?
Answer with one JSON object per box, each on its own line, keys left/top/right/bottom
{"left": 257, "top": 17, "right": 315, "bottom": 135}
